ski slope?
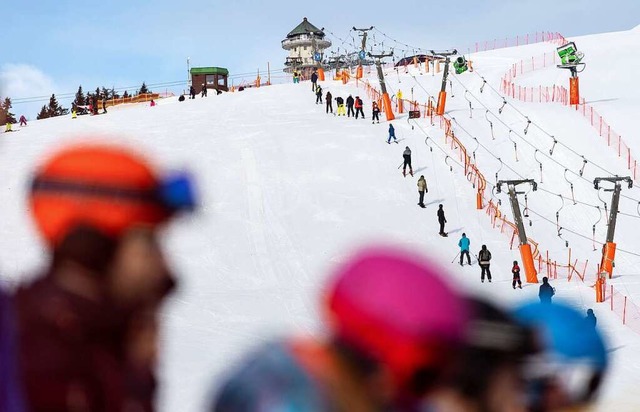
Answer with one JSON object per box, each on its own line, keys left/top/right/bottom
{"left": 1, "top": 26, "right": 640, "bottom": 411}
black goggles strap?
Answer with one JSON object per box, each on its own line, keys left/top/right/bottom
{"left": 31, "top": 177, "right": 162, "bottom": 205}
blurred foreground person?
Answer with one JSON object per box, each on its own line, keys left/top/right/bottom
{"left": 13, "top": 144, "right": 196, "bottom": 411}
{"left": 513, "top": 302, "right": 608, "bottom": 412}
{"left": 426, "top": 297, "right": 535, "bottom": 412}
{"left": 212, "top": 246, "right": 470, "bottom": 411}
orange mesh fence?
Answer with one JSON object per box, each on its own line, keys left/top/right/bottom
{"left": 610, "top": 285, "right": 640, "bottom": 335}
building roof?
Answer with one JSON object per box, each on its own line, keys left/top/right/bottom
{"left": 287, "top": 17, "right": 325, "bottom": 38}
{"left": 190, "top": 67, "right": 229, "bottom": 76}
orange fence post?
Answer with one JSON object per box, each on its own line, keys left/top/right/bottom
{"left": 382, "top": 92, "right": 395, "bottom": 121}
{"left": 600, "top": 242, "right": 617, "bottom": 278}
{"left": 356, "top": 65, "right": 363, "bottom": 79}
{"left": 436, "top": 91, "right": 447, "bottom": 116}
{"left": 520, "top": 243, "right": 538, "bottom": 283}
{"left": 570, "top": 77, "right": 579, "bottom": 105}
{"left": 317, "top": 68, "right": 325, "bottom": 82}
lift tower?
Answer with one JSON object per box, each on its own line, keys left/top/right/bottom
{"left": 368, "top": 51, "right": 395, "bottom": 121}
{"left": 497, "top": 179, "right": 539, "bottom": 283}
{"left": 353, "top": 26, "right": 374, "bottom": 79}
{"left": 430, "top": 49, "right": 458, "bottom": 116}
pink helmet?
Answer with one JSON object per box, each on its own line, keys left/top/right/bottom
{"left": 325, "top": 246, "right": 469, "bottom": 390}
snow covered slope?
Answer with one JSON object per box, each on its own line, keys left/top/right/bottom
{"left": 1, "top": 27, "right": 639, "bottom": 411}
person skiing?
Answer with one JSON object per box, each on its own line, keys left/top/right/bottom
{"left": 346, "top": 94, "right": 355, "bottom": 117}
{"left": 102, "top": 97, "right": 107, "bottom": 114}
{"left": 372, "top": 101, "right": 380, "bottom": 124}
{"left": 19, "top": 115, "right": 27, "bottom": 126}
{"left": 310, "top": 69, "right": 318, "bottom": 92}
{"left": 150, "top": 99, "right": 156, "bottom": 107}
{"left": 387, "top": 123, "right": 397, "bottom": 143}
{"left": 478, "top": 245, "right": 492, "bottom": 282}
{"left": 402, "top": 146, "right": 413, "bottom": 177}
{"left": 190, "top": 85, "right": 196, "bottom": 99}
{"left": 325, "top": 91, "right": 333, "bottom": 114}
{"left": 293, "top": 70, "right": 300, "bottom": 84}
{"left": 315, "top": 85, "right": 323, "bottom": 104}
{"left": 417, "top": 175, "right": 427, "bottom": 208}
{"left": 211, "top": 246, "right": 470, "bottom": 412}
{"left": 354, "top": 96, "right": 365, "bottom": 119}
{"left": 586, "top": 308, "right": 597, "bottom": 327}
{"left": 512, "top": 260, "right": 522, "bottom": 289}
{"left": 201, "top": 83, "right": 208, "bottom": 97}
{"left": 437, "top": 204, "right": 447, "bottom": 236}
{"left": 458, "top": 233, "right": 471, "bottom": 266}
{"left": 539, "top": 276, "right": 555, "bottom": 303}
{"left": 4, "top": 122, "right": 13, "bottom": 133}
{"left": 335, "top": 96, "right": 345, "bottom": 116}
{"left": 12, "top": 143, "right": 197, "bottom": 411}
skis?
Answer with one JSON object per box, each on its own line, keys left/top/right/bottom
{"left": 418, "top": 203, "right": 426, "bottom": 208}
{"left": 439, "top": 232, "right": 448, "bottom": 237}
{"left": 387, "top": 140, "right": 398, "bottom": 144}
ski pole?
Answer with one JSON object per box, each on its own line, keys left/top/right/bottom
{"left": 398, "top": 162, "right": 404, "bottom": 169}
{"left": 451, "top": 252, "right": 460, "bottom": 263}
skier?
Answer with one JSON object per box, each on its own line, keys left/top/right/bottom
{"left": 586, "top": 308, "right": 597, "bottom": 327}
{"left": 402, "top": 146, "right": 413, "bottom": 177}
{"left": 387, "top": 123, "right": 397, "bottom": 143}
{"left": 150, "top": 99, "right": 156, "bottom": 107}
{"left": 92, "top": 95, "right": 99, "bottom": 115}
{"left": 513, "top": 302, "right": 608, "bottom": 412}
{"left": 335, "top": 96, "right": 345, "bottom": 116}
{"left": 512, "top": 260, "right": 522, "bottom": 289}
{"left": 293, "top": 70, "right": 300, "bottom": 84}
{"left": 417, "top": 175, "right": 427, "bottom": 208}
{"left": 458, "top": 233, "right": 471, "bottom": 266}
{"left": 372, "top": 101, "right": 380, "bottom": 123}
{"left": 201, "top": 83, "right": 208, "bottom": 97}
{"left": 346, "top": 94, "right": 355, "bottom": 117}
{"left": 190, "top": 85, "right": 196, "bottom": 99}
{"left": 437, "top": 204, "right": 447, "bottom": 236}
{"left": 325, "top": 91, "right": 333, "bottom": 114}
{"left": 4, "top": 122, "right": 13, "bottom": 133}
{"left": 315, "top": 85, "right": 323, "bottom": 104}
{"left": 310, "top": 69, "right": 318, "bottom": 92}
{"left": 19, "top": 115, "right": 27, "bottom": 126}
{"left": 211, "top": 246, "right": 470, "bottom": 412}
{"left": 538, "top": 276, "right": 555, "bottom": 303}
{"left": 12, "top": 143, "right": 196, "bottom": 411}
{"left": 354, "top": 96, "right": 365, "bottom": 119}
{"left": 71, "top": 109, "right": 77, "bottom": 119}
{"left": 478, "top": 245, "right": 492, "bottom": 282}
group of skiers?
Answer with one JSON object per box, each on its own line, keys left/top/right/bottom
{"left": 4, "top": 115, "right": 28, "bottom": 132}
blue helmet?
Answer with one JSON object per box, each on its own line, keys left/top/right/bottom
{"left": 513, "top": 302, "right": 608, "bottom": 408}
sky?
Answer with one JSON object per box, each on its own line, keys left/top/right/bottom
{"left": 1, "top": 0, "right": 638, "bottom": 118}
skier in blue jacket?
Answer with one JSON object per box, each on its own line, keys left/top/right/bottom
{"left": 387, "top": 124, "right": 397, "bottom": 144}
{"left": 458, "top": 233, "right": 471, "bottom": 266}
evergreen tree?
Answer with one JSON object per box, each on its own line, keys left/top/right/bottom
{"left": 123, "top": 90, "right": 130, "bottom": 99}
{"left": 101, "top": 87, "right": 110, "bottom": 100}
{"left": 2, "top": 97, "right": 16, "bottom": 123}
{"left": 37, "top": 105, "right": 49, "bottom": 120}
{"left": 46, "top": 94, "right": 69, "bottom": 117}
{"left": 73, "top": 86, "right": 86, "bottom": 107}
{"left": 110, "top": 87, "right": 120, "bottom": 99}
{"left": 138, "top": 82, "right": 150, "bottom": 95}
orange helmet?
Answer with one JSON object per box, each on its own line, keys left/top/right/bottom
{"left": 30, "top": 144, "right": 175, "bottom": 246}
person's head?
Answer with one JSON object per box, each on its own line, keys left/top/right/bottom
{"left": 482, "top": 245, "right": 487, "bottom": 250}
{"left": 439, "top": 204, "right": 443, "bottom": 209}
{"left": 420, "top": 175, "right": 424, "bottom": 179}
{"left": 29, "top": 143, "right": 196, "bottom": 308}
{"left": 435, "top": 297, "right": 535, "bottom": 412}
{"left": 513, "top": 301, "right": 608, "bottom": 412}
{"left": 406, "top": 146, "right": 410, "bottom": 150}
{"left": 462, "top": 233, "right": 466, "bottom": 238}
{"left": 542, "top": 277, "right": 549, "bottom": 284}
{"left": 325, "top": 246, "right": 470, "bottom": 405}
{"left": 513, "top": 260, "right": 518, "bottom": 266}
{"left": 587, "top": 309, "right": 594, "bottom": 316}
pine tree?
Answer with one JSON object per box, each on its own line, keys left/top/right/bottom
{"left": 73, "top": 86, "right": 86, "bottom": 107}
{"left": 37, "top": 105, "right": 49, "bottom": 120}
{"left": 2, "top": 97, "right": 16, "bottom": 123}
{"left": 138, "top": 82, "right": 150, "bottom": 95}
{"left": 46, "top": 94, "right": 69, "bottom": 117}
{"left": 110, "top": 87, "right": 120, "bottom": 99}
{"left": 123, "top": 90, "right": 130, "bottom": 99}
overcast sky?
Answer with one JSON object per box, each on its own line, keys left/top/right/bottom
{"left": 1, "top": 0, "right": 638, "bottom": 117}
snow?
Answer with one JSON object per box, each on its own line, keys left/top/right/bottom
{"left": 1, "top": 26, "right": 640, "bottom": 411}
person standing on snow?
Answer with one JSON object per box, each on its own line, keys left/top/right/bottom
{"left": 417, "top": 175, "right": 427, "bottom": 208}
{"left": 458, "top": 233, "right": 471, "bottom": 266}
{"left": 539, "top": 277, "right": 555, "bottom": 303}
{"left": 335, "top": 96, "right": 345, "bottom": 116}
{"left": 402, "top": 146, "right": 413, "bottom": 177}
{"left": 19, "top": 115, "right": 27, "bottom": 127}
{"left": 4, "top": 122, "right": 13, "bottom": 133}
{"left": 512, "top": 260, "right": 522, "bottom": 289}
{"left": 12, "top": 144, "right": 197, "bottom": 411}
{"left": 201, "top": 83, "right": 208, "bottom": 97}
{"left": 387, "top": 123, "right": 397, "bottom": 143}
{"left": 478, "top": 245, "right": 492, "bottom": 283}
{"left": 102, "top": 97, "right": 107, "bottom": 114}
{"left": 315, "top": 85, "right": 323, "bottom": 104}
{"left": 354, "top": 96, "right": 365, "bottom": 119}
{"left": 346, "top": 94, "right": 355, "bottom": 117}
{"left": 586, "top": 308, "right": 597, "bottom": 327}
{"left": 190, "top": 85, "right": 196, "bottom": 99}
{"left": 310, "top": 69, "right": 318, "bottom": 92}
{"left": 437, "top": 204, "right": 447, "bottom": 236}
{"left": 372, "top": 101, "right": 380, "bottom": 124}
{"left": 325, "top": 91, "right": 333, "bottom": 114}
